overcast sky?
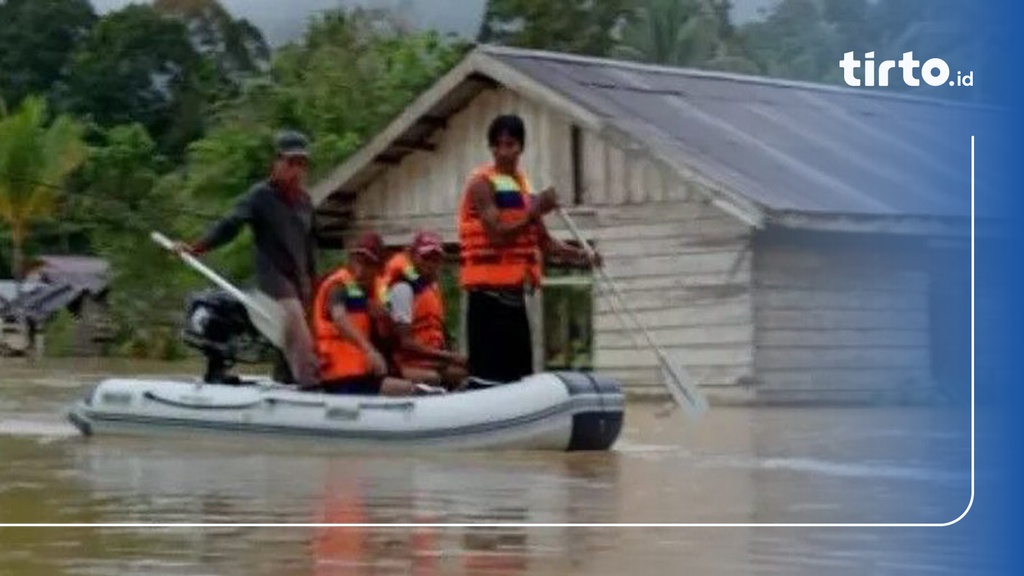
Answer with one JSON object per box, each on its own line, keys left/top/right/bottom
{"left": 90, "top": 0, "right": 775, "bottom": 47}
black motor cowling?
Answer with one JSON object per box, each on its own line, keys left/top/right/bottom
{"left": 182, "top": 289, "right": 273, "bottom": 383}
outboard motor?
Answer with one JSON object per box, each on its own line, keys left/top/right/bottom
{"left": 181, "top": 289, "right": 273, "bottom": 384}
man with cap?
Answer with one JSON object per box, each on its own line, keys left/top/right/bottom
{"left": 383, "top": 230, "right": 468, "bottom": 390}
{"left": 310, "top": 232, "right": 422, "bottom": 396}
{"left": 178, "top": 130, "right": 320, "bottom": 387}
{"left": 458, "top": 114, "right": 601, "bottom": 384}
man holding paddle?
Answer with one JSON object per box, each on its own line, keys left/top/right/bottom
{"left": 175, "top": 130, "right": 320, "bottom": 388}
{"left": 458, "top": 114, "right": 602, "bottom": 383}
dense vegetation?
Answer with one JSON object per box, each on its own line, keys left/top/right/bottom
{"left": 0, "top": 0, "right": 981, "bottom": 357}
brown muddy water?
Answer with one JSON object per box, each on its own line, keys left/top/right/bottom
{"left": 0, "top": 359, "right": 974, "bottom": 575}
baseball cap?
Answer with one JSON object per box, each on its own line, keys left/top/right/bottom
{"left": 350, "top": 232, "right": 384, "bottom": 264}
{"left": 411, "top": 230, "right": 444, "bottom": 257}
{"left": 275, "top": 130, "right": 310, "bottom": 158}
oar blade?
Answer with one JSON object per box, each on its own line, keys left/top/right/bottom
{"left": 245, "top": 290, "right": 287, "bottom": 350}
{"left": 659, "top": 359, "right": 709, "bottom": 419}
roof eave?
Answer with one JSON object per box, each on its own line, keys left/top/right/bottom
{"left": 767, "top": 210, "right": 972, "bottom": 236}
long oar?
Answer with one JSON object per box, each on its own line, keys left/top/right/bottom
{"left": 556, "top": 208, "right": 709, "bottom": 420}
{"left": 150, "top": 231, "right": 286, "bottom": 350}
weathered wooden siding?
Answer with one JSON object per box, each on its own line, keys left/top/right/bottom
{"left": 358, "top": 87, "right": 573, "bottom": 226}
{"left": 753, "top": 238, "right": 933, "bottom": 402}
{"left": 348, "top": 87, "right": 756, "bottom": 393}
{"left": 586, "top": 203, "right": 753, "bottom": 392}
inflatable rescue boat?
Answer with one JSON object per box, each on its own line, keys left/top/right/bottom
{"left": 66, "top": 290, "right": 624, "bottom": 451}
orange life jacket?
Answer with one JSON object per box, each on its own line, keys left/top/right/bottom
{"left": 312, "top": 267, "right": 373, "bottom": 381}
{"left": 387, "top": 260, "right": 446, "bottom": 369}
{"left": 377, "top": 252, "right": 411, "bottom": 303}
{"left": 457, "top": 163, "right": 541, "bottom": 289}
{"left": 372, "top": 252, "right": 412, "bottom": 351}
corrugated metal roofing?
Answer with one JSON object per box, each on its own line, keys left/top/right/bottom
{"left": 25, "top": 256, "right": 110, "bottom": 295}
{"left": 481, "top": 46, "right": 986, "bottom": 218}
{"left": 0, "top": 281, "right": 46, "bottom": 304}
{"left": 2, "top": 256, "right": 110, "bottom": 322}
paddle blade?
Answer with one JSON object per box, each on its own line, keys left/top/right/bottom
{"left": 659, "top": 355, "right": 709, "bottom": 420}
{"left": 245, "top": 290, "right": 287, "bottom": 350}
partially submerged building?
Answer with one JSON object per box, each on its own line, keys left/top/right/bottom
{"left": 1, "top": 256, "right": 112, "bottom": 356}
{"left": 310, "top": 45, "right": 980, "bottom": 403}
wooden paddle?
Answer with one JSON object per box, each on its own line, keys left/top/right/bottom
{"left": 150, "top": 231, "right": 286, "bottom": 350}
{"left": 555, "top": 208, "right": 709, "bottom": 420}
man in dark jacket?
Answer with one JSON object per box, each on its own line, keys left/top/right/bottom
{"left": 178, "top": 131, "right": 320, "bottom": 387}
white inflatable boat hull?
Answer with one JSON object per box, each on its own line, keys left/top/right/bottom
{"left": 67, "top": 372, "right": 624, "bottom": 451}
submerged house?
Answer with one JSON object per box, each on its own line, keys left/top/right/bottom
{"left": 0, "top": 256, "right": 112, "bottom": 356}
{"left": 310, "top": 45, "right": 981, "bottom": 403}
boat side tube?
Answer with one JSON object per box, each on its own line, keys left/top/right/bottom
{"left": 554, "top": 372, "right": 625, "bottom": 451}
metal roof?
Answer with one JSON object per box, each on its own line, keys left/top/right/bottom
{"left": 314, "top": 45, "right": 993, "bottom": 232}
{"left": 25, "top": 255, "right": 111, "bottom": 295}
{"left": 1, "top": 284, "right": 87, "bottom": 323}
{"left": 483, "top": 46, "right": 985, "bottom": 219}
{"left": 2, "top": 256, "right": 111, "bottom": 322}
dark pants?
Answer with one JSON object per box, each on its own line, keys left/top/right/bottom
{"left": 466, "top": 289, "right": 533, "bottom": 383}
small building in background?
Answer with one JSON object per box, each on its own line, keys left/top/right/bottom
{"left": 310, "top": 45, "right": 982, "bottom": 404}
{"left": 0, "top": 256, "right": 113, "bottom": 357}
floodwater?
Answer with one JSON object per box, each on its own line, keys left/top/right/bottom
{"left": 0, "top": 359, "right": 975, "bottom": 575}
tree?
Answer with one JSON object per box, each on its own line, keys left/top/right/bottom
{"left": 735, "top": 0, "right": 985, "bottom": 95}
{"left": 0, "top": 0, "right": 97, "bottom": 107}
{"left": 75, "top": 124, "right": 204, "bottom": 354}
{"left": 611, "top": 0, "right": 759, "bottom": 73}
{"left": 183, "top": 8, "right": 468, "bottom": 203}
{"left": 0, "top": 96, "right": 87, "bottom": 281}
{"left": 742, "top": 0, "right": 841, "bottom": 82}
{"left": 174, "top": 8, "right": 468, "bottom": 282}
{"left": 63, "top": 5, "right": 210, "bottom": 156}
{"left": 477, "top": 0, "right": 632, "bottom": 57}
{"left": 153, "top": 0, "right": 271, "bottom": 83}
{"left": 613, "top": 0, "right": 718, "bottom": 66}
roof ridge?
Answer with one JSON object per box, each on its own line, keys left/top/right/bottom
{"left": 477, "top": 44, "right": 997, "bottom": 111}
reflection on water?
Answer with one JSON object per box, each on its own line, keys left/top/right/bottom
{"left": 0, "top": 360, "right": 975, "bottom": 575}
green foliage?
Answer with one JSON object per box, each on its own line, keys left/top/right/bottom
{"left": 543, "top": 281, "right": 594, "bottom": 370}
{"left": 5, "top": 0, "right": 983, "bottom": 359}
{"left": 43, "top": 309, "right": 77, "bottom": 358}
{"left": 153, "top": 0, "right": 271, "bottom": 82}
{"left": 612, "top": 0, "right": 758, "bottom": 73}
{"left": 68, "top": 124, "right": 204, "bottom": 355}
{"left": 0, "top": 96, "right": 88, "bottom": 279}
{"left": 253, "top": 9, "right": 468, "bottom": 174}
{"left": 478, "top": 0, "right": 982, "bottom": 93}
{"left": 437, "top": 260, "right": 462, "bottom": 349}
{"left": 742, "top": 0, "right": 983, "bottom": 89}
{"left": 0, "top": 0, "right": 97, "bottom": 107}
{"left": 743, "top": 0, "right": 840, "bottom": 82}
{"left": 63, "top": 5, "right": 212, "bottom": 156}
{"left": 478, "top": 0, "right": 631, "bottom": 56}
{"left": 175, "top": 9, "right": 468, "bottom": 283}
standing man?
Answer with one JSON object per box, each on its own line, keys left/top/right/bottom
{"left": 458, "top": 114, "right": 601, "bottom": 383}
{"left": 178, "top": 130, "right": 320, "bottom": 388}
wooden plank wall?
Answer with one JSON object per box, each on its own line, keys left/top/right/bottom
{"left": 753, "top": 240, "right": 933, "bottom": 402}
{"left": 349, "top": 87, "right": 756, "bottom": 392}
{"left": 358, "top": 88, "right": 573, "bottom": 230}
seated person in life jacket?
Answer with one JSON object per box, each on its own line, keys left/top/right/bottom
{"left": 383, "top": 231, "right": 469, "bottom": 390}
{"left": 310, "top": 232, "right": 420, "bottom": 396}
{"left": 369, "top": 251, "right": 409, "bottom": 374}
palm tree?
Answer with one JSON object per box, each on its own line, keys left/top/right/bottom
{"left": 611, "top": 0, "right": 716, "bottom": 65}
{"left": 0, "top": 95, "right": 87, "bottom": 283}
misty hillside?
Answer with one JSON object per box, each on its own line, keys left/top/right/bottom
{"left": 91, "top": 0, "right": 776, "bottom": 46}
